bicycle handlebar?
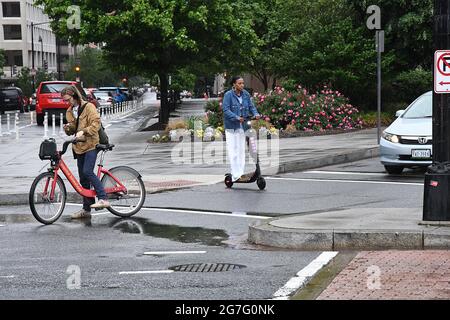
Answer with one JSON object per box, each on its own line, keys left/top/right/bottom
{"left": 60, "top": 139, "right": 77, "bottom": 156}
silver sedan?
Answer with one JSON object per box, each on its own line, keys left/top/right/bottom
{"left": 380, "top": 91, "right": 432, "bottom": 174}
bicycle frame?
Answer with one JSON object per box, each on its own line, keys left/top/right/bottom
{"left": 46, "top": 152, "right": 127, "bottom": 200}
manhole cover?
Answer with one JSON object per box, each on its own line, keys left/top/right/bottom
{"left": 169, "top": 263, "right": 246, "bottom": 272}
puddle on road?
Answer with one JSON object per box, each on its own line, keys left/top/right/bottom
{"left": 0, "top": 214, "right": 35, "bottom": 224}
{"left": 107, "top": 217, "right": 229, "bottom": 247}
{"left": 0, "top": 213, "right": 230, "bottom": 247}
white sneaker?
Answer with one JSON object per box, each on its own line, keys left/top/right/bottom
{"left": 71, "top": 209, "right": 91, "bottom": 219}
{"left": 90, "top": 199, "right": 110, "bottom": 209}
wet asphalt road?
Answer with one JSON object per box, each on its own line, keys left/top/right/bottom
{"left": 0, "top": 157, "right": 425, "bottom": 299}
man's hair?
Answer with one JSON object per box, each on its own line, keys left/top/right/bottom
{"left": 231, "top": 76, "right": 244, "bottom": 86}
{"left": 61, "top": 85, "right": 84, "bottom": 103}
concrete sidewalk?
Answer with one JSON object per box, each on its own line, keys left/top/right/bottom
{"left": 0, "top": 97, "right": 381, "bottom": 205}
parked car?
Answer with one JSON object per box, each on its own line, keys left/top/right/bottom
{"left": 93, "top": 90, "right": 113, "bottom": 108}
{"left": 35, "top": 81, "right": 87, "bottom": 125}
{"left": 0, "top": 87, "right": 26, "bottom": 114}
{"left": 380, "top": 91, "right": 432, "bottom": 174}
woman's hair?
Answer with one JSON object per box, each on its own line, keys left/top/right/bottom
{"left": 231, "top": 76, "right": 243, "bottom": 86}
{"left": 61, "top": 85, "right": 84, "bottom": 104}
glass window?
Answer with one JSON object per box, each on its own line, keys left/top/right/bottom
{"left": 2, "top": 2, "right": 20, "bottom": 17}
{"left": 40, "top": 83, "right": 70, "bottom": 94}
{"left": 4, "top": 50, "right": 23, "bottom": 66}
{"left": 402, "top": 94, "right": 432, "bottom": 118}
{"left": 3, "top": 24, "right": 22, "bottom": 40}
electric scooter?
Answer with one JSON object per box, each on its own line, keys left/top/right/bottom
{"left": 224, "top": 118, "right": 266, "bottom": 190}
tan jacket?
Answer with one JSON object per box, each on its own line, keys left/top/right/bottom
{"left": 64, "top": 102, "right": 100, "bottom": 155}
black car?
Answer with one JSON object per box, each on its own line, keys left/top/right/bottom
{"left": 0, "top": 87, "right": 26, "bottom": 114}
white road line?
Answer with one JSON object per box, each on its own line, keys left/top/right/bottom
{"left": 305, "top": 170, "right": 393, "bottom": 177}
{"left": 143, "top": 251, "right": 206, "bottom": 255}
{"left": 141, "top": 207, "right": 271, "bottom": 219}
{"left": 0, "top": 275, "right": 15, "bottom": 279}
{"left": 273, "top": 251, "right": 338, "bottom": 299}
{"left": 0, "top": 224, "right": 5, "bottom": 227}
{"left": 119, "top": 270, "right": 174, "bottom": 275}
{"left": 65, "top": 203, "right": 270, "bottom": 219}
{"left": 267, "top": 177, "right": 423, "bottom": 186}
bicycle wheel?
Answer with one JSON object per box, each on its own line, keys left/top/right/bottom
{"left": 101, "top": 166, "right": 146, "bottom": 217}
{"left": 29, "top": 172, "right": 66, "bottom": 225}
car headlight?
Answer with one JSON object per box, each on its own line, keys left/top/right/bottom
{"left": 382, "top": 131, "right": 400, "bottom": 143}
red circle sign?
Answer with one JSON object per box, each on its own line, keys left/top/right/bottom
{"left": 437, "top": 53, "right": 450, "bottom": 76}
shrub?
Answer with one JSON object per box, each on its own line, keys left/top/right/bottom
{"left": 205, "top": 100, "right": 223, "bottom": 128}
{"left": 255, "top": 85, "right": 363, "bottom": 131}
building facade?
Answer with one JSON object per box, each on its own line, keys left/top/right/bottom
{"left": 0, "top": 0, "right": 67, "bottom": 82}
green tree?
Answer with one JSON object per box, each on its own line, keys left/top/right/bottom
{"left": 64, "top": 47, "right": 121, "bottom": 87}
{"left": 36, "top": 0, "right": 258, "bottom": 127}
{"left": 269, "top": 0, "right": 395, "bottom": 110}
{"left": 16, "top": 67, "right": 33, "bottom": 97}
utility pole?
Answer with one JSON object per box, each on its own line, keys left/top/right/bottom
{"left": 423, "top": 0, "right": 450, "bottom": 221}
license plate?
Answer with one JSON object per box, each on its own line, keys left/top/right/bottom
{"left": 411, "top": 149, "right": 431, "bottom": 158}
{"left": 51, "top": 99, "right": 61, "bottom": 102}
{"left": 4, "top": 99, "right": 10, "bottom": 102}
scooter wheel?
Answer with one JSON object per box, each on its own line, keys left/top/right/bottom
{"left": 257, "top": 177, "right": 266, "bottom": 190}
{"left": 225, "top": 176, "right": 233, "bottom": 188}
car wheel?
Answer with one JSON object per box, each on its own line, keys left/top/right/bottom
{"left": 384, "top": 165, "right": 404, "bottom": 175}
{"left": 36, "top": 113, "right": 44, "bottom": 126}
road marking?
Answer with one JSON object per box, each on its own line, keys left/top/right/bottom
{"left": 141, "top": 207, "right": 271, "bottom": 219}
{"left": 267, "top": 177, "right": 423, "bottom": 186}
{"left": 0, "top": 275, "right": 15, "bottom": 279}
{"left": 0, "top": 224, "right": 5, "bottom": 227}
{"left": 65, "top": 203, "right": 109, "bottom": 216}
{"left": 305, "top": 170, "right": 395, "bottom": 177}
{"left": 119, "top": 270, "right": 174, "bottom": 275}
{"left": 66, "top": 203, "right": 270, "bottom": 219}
{"left": 273, "top": 251, "right": 338, "bottom": 299}
{"left": 143, "top": 251, "right": 206, "bottom": 255}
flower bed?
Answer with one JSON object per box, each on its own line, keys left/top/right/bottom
{"left": 255, "top": 85, "right": 363, "bottom": 131}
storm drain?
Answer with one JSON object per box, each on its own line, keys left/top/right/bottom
{"left": 169, "top": 263, "right": 246, "bottom": 272}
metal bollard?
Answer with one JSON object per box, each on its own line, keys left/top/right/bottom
{"left": 6, "top": 114, "right": 11, "bottom": 135}
{"left": 60, "top": 113, "right": 64, "bottom": 134}
{"left": 15, "top": 113, "right": 19, "bottom": 139}
{"left": 52, "top": 114, "right": 56, "bottom": 136}
{"left": 43, "top": 113, "right": 49, "bottom": 139}
{"left": 30, "top": 111, "right": 34, "bottom": 124}
{"left": 0, "top": 115, "right": 2, "bottom": 137}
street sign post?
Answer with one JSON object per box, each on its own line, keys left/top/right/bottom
{"left": 423, "top": 0, "right": 450, "bottom": 222}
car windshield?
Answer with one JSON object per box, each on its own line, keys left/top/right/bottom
{"left": 402, "top": 94, "right": 432, "bottom": 118}
{"left": 40, "top": 83, "right": 69, "bottom": 93}
{"left": 95, "top": 92, "right": 110, "bottom": 97}
{"left": 1, "top": 90, "right": 18, "bottom": 98}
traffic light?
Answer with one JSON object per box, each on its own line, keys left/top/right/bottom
{"left": 75, "top": 66, "right": 80, "bottom": 72}
{"left": 43, "top": 60, "right": 48, "bottom": 71}
{"left": 12, "top": 65, "right": 17, "bottom": 74}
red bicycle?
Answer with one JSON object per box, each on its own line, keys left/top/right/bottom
{"left": 29, "top": 138, "right": 146, "bottom": 225}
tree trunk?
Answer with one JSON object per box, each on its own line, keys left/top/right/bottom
{"left": 158, "top": 72, "right": 170, "bottom": 126}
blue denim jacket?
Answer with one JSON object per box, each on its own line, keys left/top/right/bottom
{"left": 222, "top": 89, "right": 259, "bottom": 130}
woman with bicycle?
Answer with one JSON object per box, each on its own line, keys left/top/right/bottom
{"left": 62, "top": 85, "right": 110, "bottom": 219}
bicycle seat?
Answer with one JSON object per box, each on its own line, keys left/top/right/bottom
{"left": 96, "top": 144, "right": 115, "bottom": 151}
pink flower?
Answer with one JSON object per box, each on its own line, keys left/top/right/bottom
{"left": 272, "top": 108, "right": 276, "bottom": 113}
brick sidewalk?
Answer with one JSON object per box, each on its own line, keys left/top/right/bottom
{"left": 317, "top": 251, "right": 450, "bottom": 300}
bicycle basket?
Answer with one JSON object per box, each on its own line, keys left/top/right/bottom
{"left": 39, "top": 139, "right": 58, "bottom": 160}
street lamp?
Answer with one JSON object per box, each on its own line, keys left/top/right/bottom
{"left": 38, "top": 35, "right": 43, "bottom": 68}
{"left": 31, "top": 21, "right": 55, "bottom": 90}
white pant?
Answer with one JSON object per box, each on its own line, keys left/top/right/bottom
{"left": 225, "top": 129, "right": 246, "bottom": 181}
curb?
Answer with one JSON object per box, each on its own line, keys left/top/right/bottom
{"left": 277, "top": 147, "right": 379, "bottom": 174}
{"left": 248, "top": 219, "right": 450, "bottom": 250}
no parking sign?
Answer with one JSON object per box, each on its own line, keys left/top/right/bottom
{"left": 434, "top": 50, "right": 450, "bottom": 93}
